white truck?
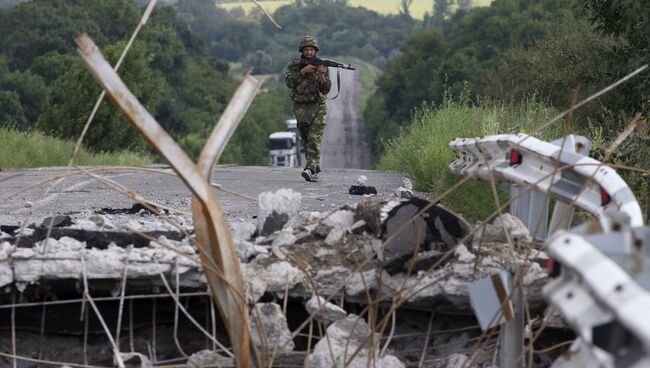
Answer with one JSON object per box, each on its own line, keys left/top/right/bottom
{"left": 268, "top": 119, "right": 302, "bottom": 167}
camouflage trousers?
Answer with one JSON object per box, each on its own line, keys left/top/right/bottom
{"left": 293, "top": 102, "right": 327, "bottom": 173}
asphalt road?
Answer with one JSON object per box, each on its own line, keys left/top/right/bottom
{"left": 0, "top": 70, "right": 380, "bottom": 227}
{"left": 322, "top": 68, "right": 372, "bottom": 169}
{"left": 0, "top": 165, "right": 404, "bottom": 226}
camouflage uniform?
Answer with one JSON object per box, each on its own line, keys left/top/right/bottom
{"left": 285, "top": 38, "right": 331, "bottom": 174}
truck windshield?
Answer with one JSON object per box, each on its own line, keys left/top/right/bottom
{"left": 269, "top": 138, "right": 292, "bottom": 150}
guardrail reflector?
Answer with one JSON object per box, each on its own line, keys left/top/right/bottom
{"left": 509, "top": 149, "right": 522, "bottom": 166}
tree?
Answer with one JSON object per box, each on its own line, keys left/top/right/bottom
{"left": 432, "top": 0, "right": 452, "bottom": 29}
{"left": 581, "top": 0, "right": 650, "bottom": 114}
{"left": 363, "top": 28, "right": 447, "bottom": 156}
{"left": 399, "top": 0, "right": 414, "bottom": 19}
{"left": 37, "top": 41, "right": 165, "bottom": 152}
{"left": 477, "top": 20, "right": 620, "bottom": 116}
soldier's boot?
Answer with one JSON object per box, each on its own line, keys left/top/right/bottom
{"left": 301, "top": 168, "right": 313, "bottom": 182}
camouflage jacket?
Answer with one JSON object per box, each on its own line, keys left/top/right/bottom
{"left": 285, "top": 57, "right": 331, "bottom": 104}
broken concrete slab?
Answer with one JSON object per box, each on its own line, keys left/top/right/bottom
{"left": 350, "top": 220, "right": 367, "bottom": 234}
{"left": 380, "top": 198, "right": 470, "bottom": 275}
{"left": 354, "top": 198, "right": 402, "bottom": 237}
{"left": 271, "top": 230, "right": 297, "bottom": 248}
{"left": 379, "top": 243, "right": 547, "bottom": 308}
{"left": 257, "top": 189, "right": 302, "bottom": 235}
{"left": 394, "top": 177, "right": 414, "bottom": 199}
{"left": 184, "top": 350, "right": 233, "bottom": 368}
{"left": 242, "top": 260, "right": 305, "bottom": 303}
{"left": 119, "top": 352, "right": 152, "bottom": 368}
{"left": 305, "top": 295, "right": 347, "bottom": 322}
{"left": 401, "top": 177, "right": 413, "bottom": 191}
{"left": 325, "top": 227, "right": 346, "bottom": 246}
{"left": 394, "top": 186, "right": 413, "bottom": 199}
{"left": 235, "top": 240, "right": 269, "bottom": 262}
{"left": 304, "top": 314, "right": 404, "bottom": 368}
{"left": 474, "top": 213, "right": 532, "bottom": 245}
{"left": 5, "top": 236, "right": 204, "bottom": 290}
{"left": 250, "top": 302, "right": 294, "bottom": 356}
{"left": 39, "top": 215, "right": 73, "bottom": 228}
{"left": 0, "top": 241, "right": 12, "bottom": 287}
{"left": 230, "top": 221, "right": 257, "bottom": 243}
{"left": 9, "top": 226, "right": 186, "bottom": 249}
{"left": 322, "top": 209, "right": 355, "bottom": 231}
{"left": 445, "top": 353, "right": 470, "bottom": 368}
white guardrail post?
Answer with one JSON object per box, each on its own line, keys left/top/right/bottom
{"left": 544, "top": 213, "right": 650, "bottom": 367}
{"left": 508, "top": 135, "right": 592, "bottom": 241}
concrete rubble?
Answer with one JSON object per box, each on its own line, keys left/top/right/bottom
{"left": 305, "top": 295, "right": 347, "bottom": 322}
{"left": 394, "top": 177, "right": 414, "bottom": 199}
{"left": 0, "top": 188, "right": 558, "bottom": 366}
{"left": 304, "top": 314, "right": 404, "bottom": 368}
{"left": 249, "top": 302, "right": 294, "bottom": 355}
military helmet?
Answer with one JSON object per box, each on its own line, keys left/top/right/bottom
{"left": 299, "top": 35, "right": 320, "bottom": 52}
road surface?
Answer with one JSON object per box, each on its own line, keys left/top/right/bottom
{"left": 321, "top": 69, "right": 372, "bottom": 169}
{"left": 0, "top": 166, "right": 403, "bottom": 226}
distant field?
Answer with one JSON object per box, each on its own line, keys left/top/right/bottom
{"left": 218, "top": 0, "right": 493, "bottom": 20}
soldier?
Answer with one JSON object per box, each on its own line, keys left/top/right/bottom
{"left": 285, "top": 35, "right": 331, "bottom": 182}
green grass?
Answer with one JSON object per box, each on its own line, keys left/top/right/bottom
{"left": 0, "top": 128, "right": 153, "bottom": 169}
{"left": 378, "top": 96, "right": 564, "bottom": 222}
{"left": 217, "top": 0, "right": 493, "bottom": 20}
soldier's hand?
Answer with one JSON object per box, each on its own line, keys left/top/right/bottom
{"left": 300, "top": 64, "right": 316, "bottom": 75}
{"left": 317, "top": 65, "right": 328, "bottom": 74}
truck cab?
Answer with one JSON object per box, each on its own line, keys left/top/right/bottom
{"left": 268, "top": 131, "right": 299, "bottom": 167}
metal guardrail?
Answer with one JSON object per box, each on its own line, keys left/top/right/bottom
{"left": 452, "top": 134, "right": 649, "bottom": 366}
{"left": 544, "top": 222, "right": 650, "bottom": 368}
{"left": 449, "top": 133, "right": 643, "bottom": 227}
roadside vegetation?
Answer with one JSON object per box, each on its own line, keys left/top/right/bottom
{"left": 379, "top": 93, "right": 563, "bottom": 221}
{"left": 0, "top": 128, "right": 152, "bottom": 169}
{"left": 366, "top": 0, "right": 650, "bottom": 219}
{"left": 0, "top": 0, "right": 422, "bottom": 168}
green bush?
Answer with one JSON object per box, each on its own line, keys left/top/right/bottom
{"left": 0, "top": 128, "right": 152, "bottom": 169}
{"left": 378, "top": 94, "right": 563, "bottom": 222}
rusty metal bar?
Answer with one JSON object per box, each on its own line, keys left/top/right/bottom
{"left": 75, "top": 33, "right": 254, "bottom": 367}
{"left": 193, "top": 60, "right": 263, "bottom": 367}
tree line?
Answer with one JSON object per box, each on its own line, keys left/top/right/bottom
{"left": 0, "top": 0, "right": 423, "bottom": 164}
{"left": 0, "top": 0, "right": 292, "bottom": 163}
{"left": 364, "top": 0, "right": 650, "bottom": 165}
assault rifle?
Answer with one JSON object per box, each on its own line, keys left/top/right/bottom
{"left": 300, "top": 57, "right": 355, "bottom": 70}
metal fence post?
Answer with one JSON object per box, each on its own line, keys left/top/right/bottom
{"left": 500, "top": 267, "right": 524, "bottom": 368}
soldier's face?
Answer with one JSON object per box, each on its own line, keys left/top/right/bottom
{"left": 302, "top": 46, "right": 316, "bottom": 59}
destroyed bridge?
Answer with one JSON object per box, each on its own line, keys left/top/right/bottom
{"left": 0, "top": 31, "right": 649, "bottom": 368}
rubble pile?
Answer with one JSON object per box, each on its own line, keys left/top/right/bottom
{"left": 0, "top": 189, "right": 555, "bottom": 366}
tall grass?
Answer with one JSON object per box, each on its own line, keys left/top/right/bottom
{"left": 378, "top": 94, "right": 564, "bottom": 222}
{"left": 0, "top": 128, "right": 153, "bottom": 169}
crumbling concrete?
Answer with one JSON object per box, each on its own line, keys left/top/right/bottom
{"left": 184, "top": 350, "right": 233, "bottom": 367}
{"left": 394, "top": 177, "right": 414, "bottom": 199}
{"left": 250, "top": 302, "right": 294, "bottom": 355}
{"left": 305, "top": 295, "right": 347, "bottom": 322}
{"left": 257, "top": 188, "right": 302, "bottom": 235}
{"left": 304, "top": 314, "right": 405, "bottom": 368}
{"left": 0, "top": 191, "right": 556, "bottom": 367}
